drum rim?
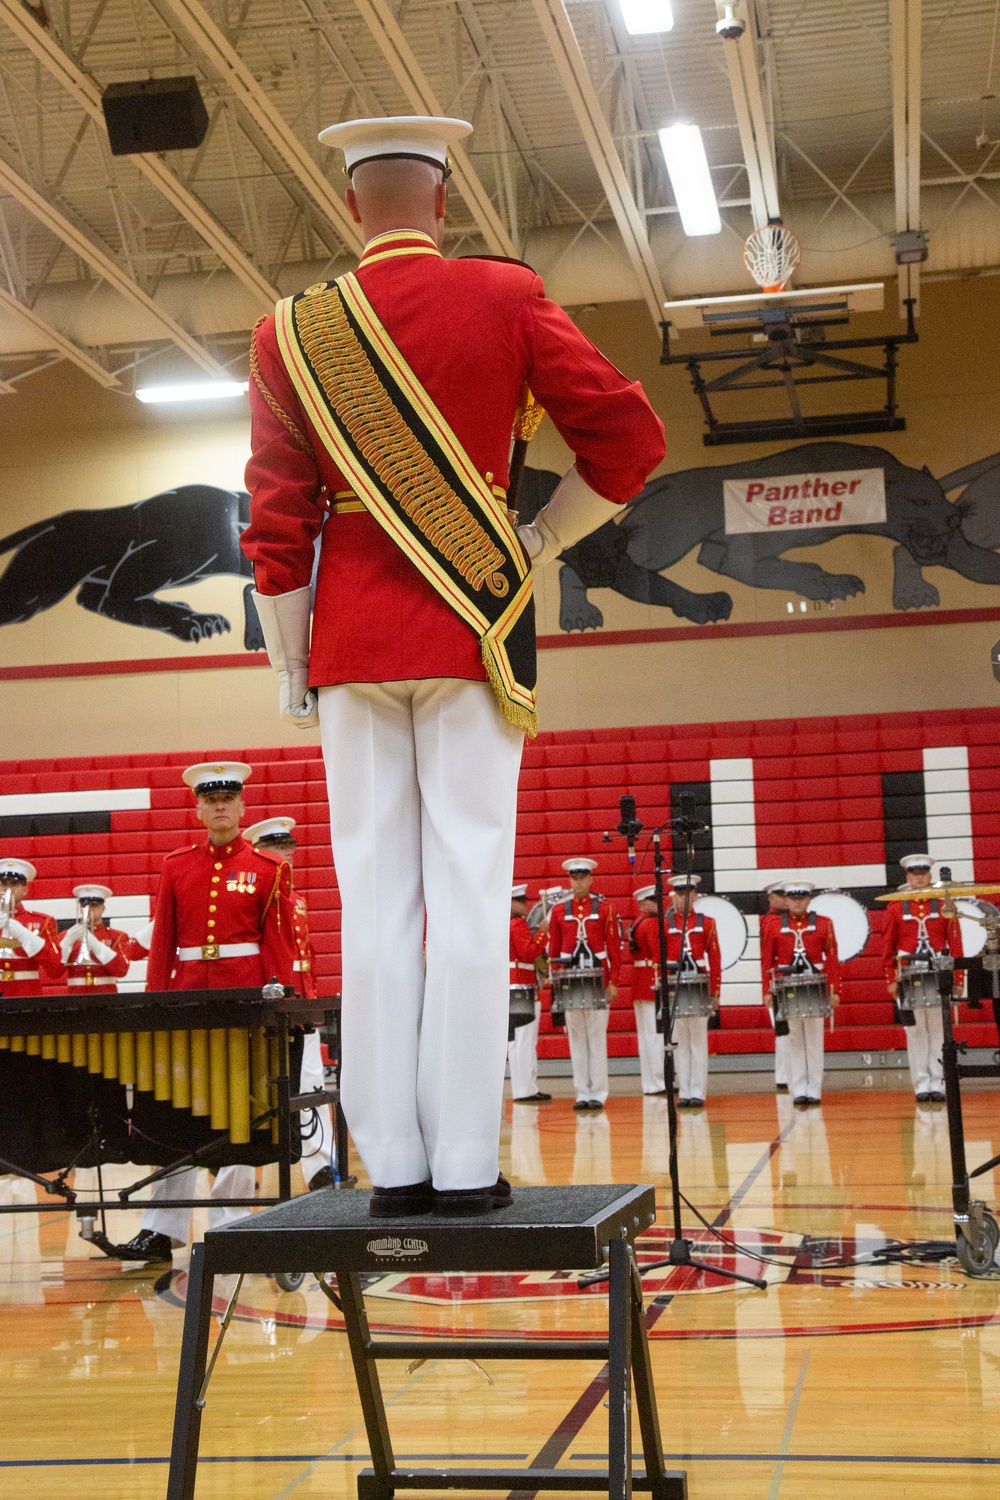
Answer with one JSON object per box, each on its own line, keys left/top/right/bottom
{"left": 808, "top": 889, "right": 871, "bottom": 962}
{"left": 692, "top": 893, "right": 749, "bottom": 971}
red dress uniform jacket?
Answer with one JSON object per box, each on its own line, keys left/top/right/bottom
{"left": 63, "top": 923, "right": 131, "bottom": 994}
{"left": 0, "top": 907, "right": 63, "bottom": 996}
{"left": 293, "top": 889, "right": 317, "bottom": 1001}
{"left": 630, "top": 915, "right": 660, "bottom": 1002}
{"left": 242, "top": 229, "right": 666, "bottom": 687}
{"left": 761, "top": 913, "right": 840, "bottom": 1001}
{"left": 881, "top": 897, "right": 963, "bottom": 983}
{"left": 664, "top": 910, "right": 722, "bottom": 998}
{"left": 548, "top": 895, "right": 622, "bottom": 987}
{"left": 146, "top": 836, "right": 296, "bottom": 992}
{"left": 510, "top": 917, "right": 548, "bottom": 988}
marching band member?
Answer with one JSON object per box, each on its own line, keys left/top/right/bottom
{"left": 629, "top": 885, "right": 666, "bottom": 1096}
{"left": 881, "top": 854, "right": 962, "bottom": 1104}
{"left": 115, "top": 763, "right": 297, "bottom": 1265}
{"left": 761, "top": 879, "right": 840, "bottom": 1108}
{"left": 663, "top": 875, "right": 721, "bottom": 1109}
{"left": 548, "top": 857, "right": 621, "bottom": 1111}
{"left": 0, "top": 858, "right": 63, "bottom": 994}
{"left": 761, "top": 881, "right": 791, "bottom": 1092}
{"left": 60, "top": 885, "right": 130, "bottom": 993}
{"left": 242, "top": 114, "right": 664, "bottom": 1215}
{"left": 244, "top": 815, "right": 338, "bottom": 1187}
{"left": 508, "top": 885, "right": 551, "bottom": 1105}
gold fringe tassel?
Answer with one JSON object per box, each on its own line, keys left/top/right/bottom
{"left": 482, "top": 638, "right": 538, "bottom": 738}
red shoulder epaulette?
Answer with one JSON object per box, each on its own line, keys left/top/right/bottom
{"left": 163, "top": 843, "right": 199, "bottom": 860}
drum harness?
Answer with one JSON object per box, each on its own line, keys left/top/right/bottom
{"left": 780, "top": 910, "right": 821, "bottom": 976}
{"left": 666, "top": 909, "right": 706, "bottom": 979}
{"left": 899, "top": 899, "right": 948, "bottom": 968}
{"left": 563, "top": 895, "right": 607, "bottom": 972}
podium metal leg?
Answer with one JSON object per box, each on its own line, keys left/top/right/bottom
{"left": 166, "top": 1243, "right": 216, "bottom": 1500}
{"left": 607, "top": 1237, "right": 633, "bottom": 1500}
{"left": 337, "top": 1271, "right": 396, "bottom": 1498}
{"left": 629, "top": 1251, "right": 685, "bottom": 1500}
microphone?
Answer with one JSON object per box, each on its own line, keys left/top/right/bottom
{"left": 617, "top": 794, "right": 644, "bottom": 865}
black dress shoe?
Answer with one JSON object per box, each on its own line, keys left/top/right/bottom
{"left": 793, "top": 1096, "right": 809, "bottom": 1107}
{"left": 115, "top": 1230, "right": 173, "bottom": 1263}
{"left": 369, "top": 1182, "right": 434, "bottom": 1218}
{"left": 775, "top": 1083, "right": 789, "bottom": 1093}
{"left": 434, "top": 1175, "right": 512, "bottom": 1217}
{"left": 806, "top": 1097, "right": 822, "bottom": 1107}
{"left": 587, "top": 1099, "right": 605, "bottom": 1110}
{"left": 308, "top": 1166, "right": 336, "bottom": 1191}
{"left": 928, "top": 1091, "right": 946, "bottom": 1103}
{"left": 915, "top": 1092, "right": 932, "bottom": 1104}
{"left": 573, "top": 1099, "right": 590, "bottom": 1111}
{"left": 513, "top": 1092, "right": 552, "bottom": 1103}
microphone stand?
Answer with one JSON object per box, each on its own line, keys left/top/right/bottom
{"left": 581, "top": 799, "right": 766, "bottom": 1292}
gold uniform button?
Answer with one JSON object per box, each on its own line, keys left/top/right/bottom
{"left": 209, "top": 905, "right": 217, "bottom": 912}
{"left": 214, "top": 862, "right": 223, "bottom": 870}
{"left": 207, "top": 919, "right": 216, "bottom": 928}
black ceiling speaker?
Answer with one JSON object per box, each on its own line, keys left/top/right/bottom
{"left": 101, "top": 76, "right": 209, "bottom": 155}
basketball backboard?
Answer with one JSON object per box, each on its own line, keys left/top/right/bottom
{"left": 662, "top": 282, "right": 885, "bottom": 334}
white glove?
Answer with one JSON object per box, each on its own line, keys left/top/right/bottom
{"left": 132, "top": 920, "right": 154, "bottom": 953}
{"left": 7, "top": 918, "right": 44, "bottom": 958}
{"left": 88, "top": 938, "right": 115, "bottom": 966}
{"left": 60, "top": 923, "right": 86, "bottom": 963}
{"left": 517, "top": 467, "right": 621, "bottom": 570}
{"left": 252, "top": 586, "right": 319, "bottom": 730}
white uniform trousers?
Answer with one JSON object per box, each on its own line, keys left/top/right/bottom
{"left": 774, "top": 1031, "right": 789, "bottom": 1087}
{"left": 787, "top": 1016, "right": 825, "bottom": 1101}
{"left": 673, "top": 1015, "right": 709, "bottom": 1102}
{"left": 633, "top": 1001, "right": 665, "bottom": 1093}
{"left": 319, "top": 679, "right": 523, "bottom": 1192}
{"left": 140, "top": 1164, "right": 256, "bottom": 1247}
{"left": 509, "top": 999, "right": 541, "bottom": 1100}
{"left": 298, "top": 1030, "right": 336, "bottom": 1185}
{"left": 906, "top": 1006, "right": 945, "bottom": 1096}
{"left": 565, "top": 1007, "right": 609, "bottom": 1104}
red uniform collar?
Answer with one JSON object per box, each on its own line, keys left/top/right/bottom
{"left": 204, "top": 835, "right": 247, "bottom": 859}
{"left": 359, "top": 228, "right": 442, "bottom": 268}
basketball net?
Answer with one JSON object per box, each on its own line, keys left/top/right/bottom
{"left": 743, "top": 221, "right": 801, "bottom": 294}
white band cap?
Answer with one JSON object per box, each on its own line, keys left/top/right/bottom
{"left": 318, "top": 115, "right": 472, "bottom": 174}
{"left": 245, "top": 816, "right": 296, "bottom": 845}
{"left": 73, "top": 884, "right": 112, "bottom": 901}
{"left": 562, "top": 857, "right": 598, "bottom": 874}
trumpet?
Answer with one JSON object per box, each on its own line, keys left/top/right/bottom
{"left": 0, "top": 884, "right": 14, "bottom": 940}
{"left": 69, "top": 899, "right": 101, "bottom": 967}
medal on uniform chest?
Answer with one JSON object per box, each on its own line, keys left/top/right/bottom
{"left": 226, "top": 870, "right": 257, "bottom": 894}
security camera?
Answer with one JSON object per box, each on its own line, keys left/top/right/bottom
{"left": 715, "top": 3, "right": 745, "bottom": 39}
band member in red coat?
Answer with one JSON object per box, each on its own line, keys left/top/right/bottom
{"left": 117, "top": 763, "right": 296, "bottom": 1265}
{"left": 761, "top": 880, "right": 791, "bottom": 1092}
{"left": 508, "top": 884, "right": 551, "bottom": 1105}
{"left": 881, "top": 854, "right": 962, "bottom": 1103}
{"left": 662, "top": 875, "right": 721, "bottom": 1109}
{"left": 629, "top": 885, "right": 666, "bottom": 1095}
{"left": 0, "top": 858, "right": 63, "bottom": 994}
{"left": 245, "top": 815, "right": 337, "bottom": 1187}
{"left": 761, "top": 879, "right": 840, "bottom": 1107}
{"left": 60, "top": 885, "right": 131, "bottom": 993}
{"left": 548, "top": 858, "right": 621, "bottom": 1111}
{"left": 242, "top": 115, "right": 665, "bottom": 1216}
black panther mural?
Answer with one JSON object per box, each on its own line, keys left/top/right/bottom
{"left": 2, "top": 443, "right": 1000, "bottom": 647}
{"left": 519, "top": 441, "right": 1000, "bottom": 631}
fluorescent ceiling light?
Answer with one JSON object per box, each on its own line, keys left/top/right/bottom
{"left": 657, "top": 123, "right": 722, "bottom": 236}
{"left": 620, "top": 0, "right": 673, "bottom": 34}
{"left": 136, "top": 381, "right": 249, "bottom": 404}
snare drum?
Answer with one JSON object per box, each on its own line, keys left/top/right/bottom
{"left": 551, "top": 967, "right": 607, "bottom": 1013}
{"left": 897, "top": 964, "right": 941, "bottom": 1008}
{"left": 775, "top": 972, "right": 832, "bottom": 1019}
{"left": 654, "top": 973, "right": 712, "bottom": 1031}
{"left": 509, "top": 985, "right": 537, "bottom": 1026}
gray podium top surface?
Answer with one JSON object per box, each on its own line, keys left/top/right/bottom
{"left": 202, "top": 1184, "right": 657, "bottom": 1274}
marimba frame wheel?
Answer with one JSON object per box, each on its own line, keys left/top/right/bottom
{"left": 956, "top": 1212, "right": 999, "bottom": 1276}
{"left": 272, "top": 1270, "right": 307, "bottom": 1293}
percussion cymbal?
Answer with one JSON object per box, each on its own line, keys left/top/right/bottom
{"left": 876, "top": 883, "right": 1000, "bottom": 901}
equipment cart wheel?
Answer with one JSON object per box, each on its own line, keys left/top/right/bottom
{"left": 956, "top": 1211, "right": 999, "bottom": 1277}
{"left": 273, "top": 1270, "right": 307, "bottom": 1293}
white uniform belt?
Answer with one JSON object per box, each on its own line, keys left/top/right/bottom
{"left": 0, "top": 968, "right": 39, "bottom": 980}
{"left": 67, "top": 975, "right": 116, "bottom": 986}
{"left": 293, "top": 959, "right": 311, "bottom": 972}
{"left": 177, "top": 943, "right": 260, "bottom": 961}
{"left": 634, "top": 959, "right": 652, "bottom": 967}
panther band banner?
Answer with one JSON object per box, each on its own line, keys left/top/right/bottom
{"left": 723, "top": 467, "right": 887, "bottom": 535}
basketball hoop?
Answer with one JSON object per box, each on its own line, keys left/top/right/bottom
{"left": 743, "top": 221, "right": 801, "bottom": 293}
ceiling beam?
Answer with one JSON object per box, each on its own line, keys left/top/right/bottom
{"left": 0, "top": 283, "right": 120, "bottom": 388}
{"left": 154, "top": 0, "right": 364, "bottom": 257}
{"left": 525, "top": 0, "right": 666, "bottom": 326}
{"left": 351, "top": 0, "right": 517, "bottom": 256}
{"left": 717, "top": 1, "right": 780, "bottom": 229}
{"left": 0, "top": 0, "right": 279, "bottom": 310}
{"left": 0, "top": 151, "right": 227, "bottom": 375}
{"left": 890, "top": 0, "right": 922, "bottom": 316}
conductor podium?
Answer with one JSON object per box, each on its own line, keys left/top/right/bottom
{"left": 166, "top": 1184, "right": 686, "bottom": 1500}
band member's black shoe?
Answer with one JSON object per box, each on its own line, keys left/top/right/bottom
{"left": 513, "top": 1093, "right": 552, "bottom": 1103}
{"left": 369, "top": 1182, "right": 434, "bottom": 1218}
{"left": 928, "top": 1091, "right": 946, "bottom": 1103}
{"left": 573, "top": 1099, "right": 590, "bottom": 1111}
{"left": 793, "top": 1096, "right": 809, "bottom": 1108}
{"left": 915, "top": 1092, "right": 932, "bottom": 1103}
{"left": 308, "top": 1166, "right": 337, "bottom": 1191}
{"left": 115, "top": 1230, "right": 173, "bottom": 1264}
{"left": 434, "top": 1176, "right": 512, "bottom": 1216}
{"left": 775, "top": 1083, "right": 789, "bottom": 1093}
{"left": 806, "top": 1098, "right": 822, "bottom": 1107}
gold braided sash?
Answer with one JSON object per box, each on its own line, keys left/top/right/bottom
{"left": 274, "top": 273, "right": 537, "bottom": 735}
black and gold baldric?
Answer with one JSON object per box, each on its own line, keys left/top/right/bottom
{"left": 273, "top": 271, "right": 537, "bottom": 736}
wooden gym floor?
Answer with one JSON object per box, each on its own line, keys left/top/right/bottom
{"left": 2, "top": 1081, "right": 1000, "bottom": 1498}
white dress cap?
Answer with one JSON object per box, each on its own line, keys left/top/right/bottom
{"left": 0, "top": 857, "right": 36, "bottom": 883}
{"left": 73, "top": 884, "right": 113, "bottom": 901}
{"left": 669, "top": 873, "right": 701, "bottom": 888}
{"left": 318, "top": 115, "right": 472, "bottom": 175}
{"left": 562, "top": 857, "right": 598, "bottom": 874}
{"left": 783, "top": 879, "right": 816, "bottom": 895}
{"left": 900, "top": 853, "right": 935, "bottom": 871}
{"left": 182, "top": 762, "right": 253, "bottom": 794}
{"left": 245, "top": 816, "right": 297, "bottom": 846}
{"left": 511, "top": 883, "right": 528, "bottom": 900}
{"left": 633, "top": 885, "right": 656, "bottom": 902}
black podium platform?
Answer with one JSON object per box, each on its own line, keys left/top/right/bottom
{"left": 166, "top": 1184, "right": 686, "bottom": 1500}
